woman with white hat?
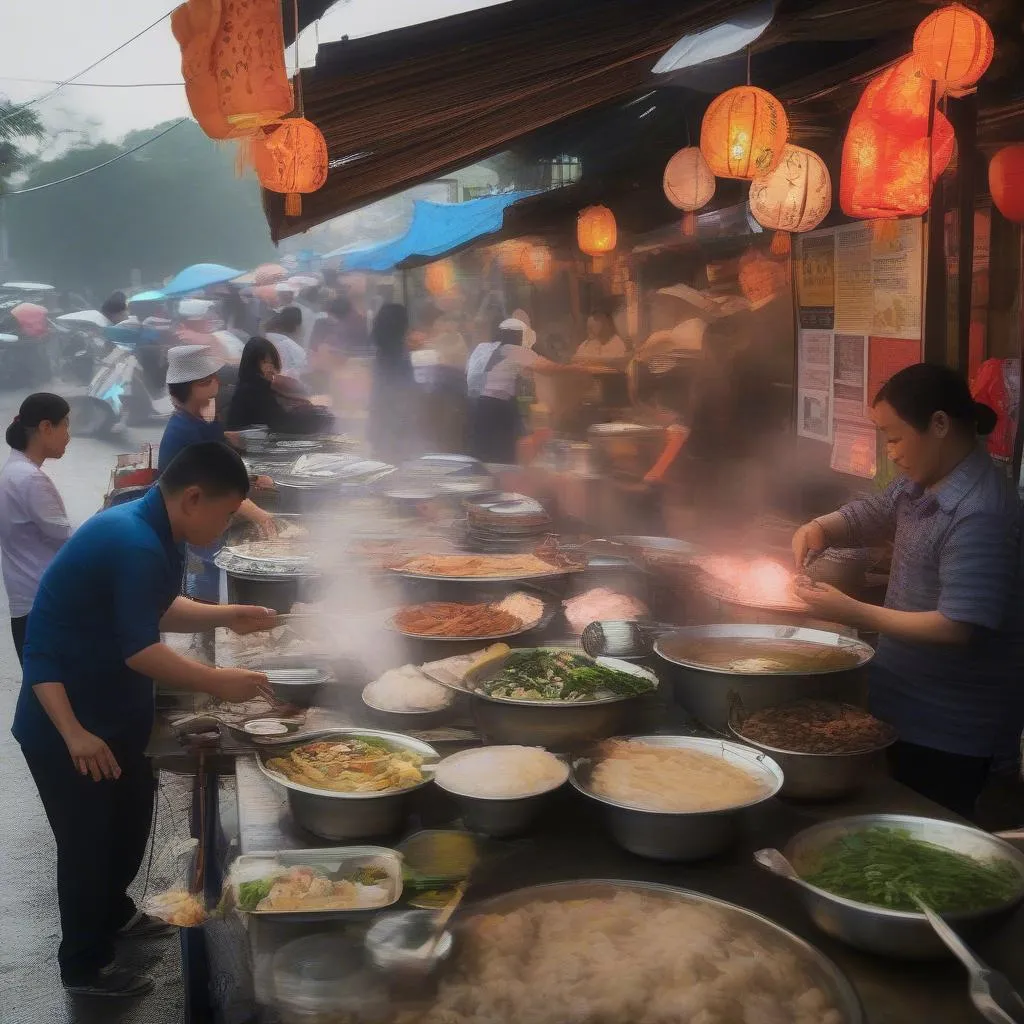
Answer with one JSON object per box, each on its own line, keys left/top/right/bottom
{"left": 159, "top": 345, "right": 275, "bottom": 599}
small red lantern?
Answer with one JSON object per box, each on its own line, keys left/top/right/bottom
{"left": 577, "top": 206, "right": 617, "bottom": 256}
{"left": 424, "top": 260, "right": 456, "bottom": 297}
{"left": 700, "top": 86, "right": 788, "bottom": 180}
{"left": 989, "top": 146, "right": 1024, "bottom": 223}
{"left": 253, "top": 118, "right": 329, "bottom": 217}
{"left": 521, "top": 244, "right": 553, "bottom": 283}
{"left": 913, "top": 3, "right": 994, "bottom": 95}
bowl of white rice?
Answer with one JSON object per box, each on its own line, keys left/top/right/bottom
{"left": 433, "top": 746, "right": 569, "bottom": 837}
{"left": 362, "top": 665, "right": 457, "bottom": 731}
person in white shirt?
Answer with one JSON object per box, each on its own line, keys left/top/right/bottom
{"left": 261, "top": 307, "right": 309, "bottom": 378}
{"left": 0, "top": 393, "right": 73, "bottom": 664}
{"left": 573, "top": 312, "right": 628, "bottom": 362}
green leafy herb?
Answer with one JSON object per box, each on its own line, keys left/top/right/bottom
{"left": 802, "top": 827, "right": 1021, "bottom": 913}
{"left": 483, "top": 651, "right": 655, "bottom": 702}
{"left": 351, "top": 866, "right": 389, "bottom": 885}
{"left": 237, "top": 879, "right": 274, "bottom": 911}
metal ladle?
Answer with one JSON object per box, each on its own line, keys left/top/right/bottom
{"left": 580, "top": 620, "right": 677, "bottom": 660}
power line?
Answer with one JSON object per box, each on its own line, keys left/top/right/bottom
{"left": 4, "top": 119, "right": 188, "bottom": 195}
{"left": 0, "top": 76, "right": 184, "bottom": 89}
{"left": 0, "top": 6, "right": 177, "bottom": 126}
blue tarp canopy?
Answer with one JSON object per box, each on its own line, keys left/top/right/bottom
{"left": 330, "top": 192, "right": 536, "bottom": 272}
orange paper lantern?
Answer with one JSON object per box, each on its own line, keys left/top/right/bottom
{"left": 749, "top": 144, "right": 832, "bottom": 255}
{"left": 663, "top": 147, "right": 715, "bottom": 235}
{"left": 213, "top": 0, "right": 294, "bottom": 131}
{"left": 172, "top": 1, "right": 236, "bottom": 140}
{"left": 913, "top": 3, "right": 994, "bottom": 94}
{"left": 989, "top": 146, "right": 1024, "bottom": 223}
{"left": 577, "top": 206, "right": 617, "bottom": 256}
{"left": 521, "top": 244, "right": 553, "bottom": 283}
{"left": 840, "top": 58, "right": 955, "bottom": 219}
{"left": 253, "top": 118, "right": 328, "bottom": 217}
{"left": 700, "top": 86, "right": 788, "bottom": 180}
{"left": 424, "top": 260, "right": 456, "bottom": 297}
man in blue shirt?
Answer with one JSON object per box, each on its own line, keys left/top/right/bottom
{"left": 13, "top": 441, "right": 276, "bottom": 998}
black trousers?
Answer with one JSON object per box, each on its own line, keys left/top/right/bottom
{"left": 11, "top": 615, "right": 27, "bottom": 666}
{"left": 22, "top": 739, "right": 156, "bottom": 985}
{"left": 470, "top": 396, "right": 519, "bottom": 464}
{"left": 887, "top": 740, "right": 991, "bottom": 819}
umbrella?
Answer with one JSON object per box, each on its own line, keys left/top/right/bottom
{"left": 162, "top": 263, "right": 242, "bottom": 297}
{"left": 128, "top": 289, "right": 165, "bottom": 304}
{"left": 56, "top": 310, "right": 110, "bottom": 328}
{"left": 254, "top": 263, "right": 287, "bottom": 285}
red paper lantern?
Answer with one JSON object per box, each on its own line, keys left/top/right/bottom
{"left": 521, "top": 244, "right": 553, "bottom": 283}
{"left": 577, "top": 206, "right": 617, "bottom": 256}
{"left": 913, "top": 4, "right": 994, "bottom": 94}
{"left": 172, "top": 1, "right": 236, "bottom": 140}
{"left": 253, "top": 118, "right": 329, "bottom": 217}
{"left": 989, "top": 145, "right": 1024, "bottom": 223}
{"left": 700, "top": 86, "right": 788, "bottom": 180}
{"left": 424, "top": 260, "right": 456, "bottom": 296}
{"left": 840, "top": 57, "right": 955, "bottom": 219}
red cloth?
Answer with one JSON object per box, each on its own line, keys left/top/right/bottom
{"left": 971, "top": 358, "right": 1015, "bottom": 460}
{"left": 11, "top": 303, "right": 49, "bottom": 337}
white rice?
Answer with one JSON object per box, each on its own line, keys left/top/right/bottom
{"left": 435, "top": 746, "right": 568, "bottom": 798}
{"left": 362, "top": 665, "right": 453, "bottom": 712}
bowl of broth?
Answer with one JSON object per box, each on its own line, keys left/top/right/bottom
{"left": 654, "top": 625, "right": 874, "bottom": 735}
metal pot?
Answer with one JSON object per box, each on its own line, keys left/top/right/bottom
{"left": 258, "top": 730, "right": 439, "bottom": 841}
{"left": 779, "top": 814, "right": 1024, "bottom": 959}
{"left": 728, "top": 719, "right": 896, "bottom": 802}
{"left": 654, "top": 625, "right": 873, "bottom": 735}
{"left": 225, "top": 572, "right": 302, "bottom": 614}
{"left": 571, "top": 735, "right": 783, "bottom": 861}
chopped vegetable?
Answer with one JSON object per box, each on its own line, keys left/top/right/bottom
{"left": 802, "top": 827, "right": 1021, "bottom": 913}
{"left": 482, "top": 650, "right": 654, "bottom": 702}
{"left": 238, "top": 879, "right": 274, "bottom": 911}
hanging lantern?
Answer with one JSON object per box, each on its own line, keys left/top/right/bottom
{"left": 424, "top": 260, "right": 457, "bottom": 297}
{"left": 577, "top": 206, "right": 617, "bottom": 256}
{"left": 521, "top": 244, "right": 553, "bottom": 283}
{"left": 663, "top": 147, "right": 715, "bottom": 235}
{"left": 913, "top": 3, "right": 994, "bottom": 95}
{"left": 839, "top": 58, "right": 955, "bottom": 220}
{"left": 495, "top": 239, "right": 530, "bottom": 271}
{"left": 172, "top": 2, "right": 236, "bottom": 140}
{"left": 989, "top": 145, "right": 1024, "bottom": 223}
{"left": 253, "top": 118, "right": 328, "bottom": 218}
{"left": 700, "top": 86, "right": 788, "bottom": 180}
{"left": 212, "top": 0, "right": 294, "bottom": 131}
{"left": 749, "top": 144, "right": 831, "bottom": 255}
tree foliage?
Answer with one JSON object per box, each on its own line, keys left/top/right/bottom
{"left": 5, "top": 120, "right": 276, "bottom": 297}
{"left": 0, "top": 100, "right": 45, "bottom": 191}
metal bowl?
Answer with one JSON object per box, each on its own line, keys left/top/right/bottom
{"left": 464, "top": 650, "right": 659, "bottom": 753}
{"left": 781, "top": 814, "right": 1024, "bottom": 959}
{"left": 654, "top": 625, "right": 874, "bottom": 735}
{"left": 571, "top": 735, "right": 783, "bottom": 861}
{"left": 265, "top": 668, "right": 332, "bottom": 708}
{"left": 432, "top": 748, "right": 569, "bottom": 837}
{"left": 360, "top": 685, "right": 457, "bottom": 733}
{"left": 453, "top": 880, "right": 864, "bottom": 1023}
{"left": 728, "top": 714, "right": 896, "bottom": 801}
{"left": 257, "top": 729, "right": 439, "bottom": 841}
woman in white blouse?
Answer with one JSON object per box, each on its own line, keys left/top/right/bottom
{"left": 0, "top": 393, "right": 73, "bottom": 664}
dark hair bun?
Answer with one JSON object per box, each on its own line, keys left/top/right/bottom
{"left": 5, "top": 420, "right": 28, "bottom": 451}
{"left": 974, "top": 401, "right": 998, "bottom": 437}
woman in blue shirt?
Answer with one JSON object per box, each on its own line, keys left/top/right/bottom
{"left": 792, "top": 364, "right": 1023, "bottom": 817}
{"left": 159, "top": 345, "right": 274, "bottom": 599}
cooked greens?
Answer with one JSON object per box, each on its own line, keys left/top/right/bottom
{"left": 238, "top": 879, "right": 274, "bottom": 911}
{"left": 802, "top": 827, "right": 1022, "bottom": 913}
{"left": 482, "top": 650, "right": 655, "bottom": 702}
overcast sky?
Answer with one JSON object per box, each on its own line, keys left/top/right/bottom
{"left": 0, "top": 0, "right": 508, "bottom": 144}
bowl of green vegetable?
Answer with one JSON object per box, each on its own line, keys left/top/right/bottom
{"left": 461, "top": 648, "right": 659, "bottom": 753}
{"left": 774, "top": 814, "right": 1024, "bottom": 959}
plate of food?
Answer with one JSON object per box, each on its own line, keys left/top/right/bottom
{"left": 392, "top": 552, "right": 580, "bottom": 583}
{"left": 387, "top": 592, "right": 549, "bottom": 641}
{"left": 230, "top": 846, "right": 403, "bottom": 922}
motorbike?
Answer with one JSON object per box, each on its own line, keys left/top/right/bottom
{"left": 71, "top": 319, "right": 175, "bottom": 437}
{"left": 52, "top": 311, "right": 113, "bottom": 385}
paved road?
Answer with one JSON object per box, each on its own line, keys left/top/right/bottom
{"left": 0, "top": 389, "right": 186, "bottom": 1024}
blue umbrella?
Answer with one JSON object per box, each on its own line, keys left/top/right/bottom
{"left": 161, "top": 263, "right": 242, "bottom": 297}
{"left": 128, "top": 289, "right": 165, "bottom": 303}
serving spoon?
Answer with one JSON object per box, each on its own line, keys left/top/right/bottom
{"left": 752, "top": 848, "right": 822, "bottom": 895}
{"left": 580, "top": 620, "right": 677, "bottom": 660}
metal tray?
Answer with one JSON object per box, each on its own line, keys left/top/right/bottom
{"left": 384, "top": 593, "right": 553, "bottom": 642}
{"left": 214, "top": 549, "right": 323, "bottom": 580}
{"left": 451, "top": 880, "right": 863, "bottom": 1023}
{"left": 232, "top": 845, "right": 403, "bottom": 922}
{"left": 393, "top": 563, "right": 579, "bottom": 584}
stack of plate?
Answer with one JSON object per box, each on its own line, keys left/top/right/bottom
{"left": 464, "top": 492, "right": 551, "bottom": 552}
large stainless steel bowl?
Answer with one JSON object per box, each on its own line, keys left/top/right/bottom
{"left": 455, "top": 880, "right": 864, "bottom": 1023}
{"left": 781, "top": 814, "right": 1024, "bottom": 959}
{"left": 464, "top": 650, "right": 659, "bottom": 753}
{"left": 571, "top": 735, "right": 783, "bottom": 861}
{"left": 728, "top": 715, "right": 897, "bottom": 801}
{"left": 257, "top": 729, "right": 439, "bottom": 841}
{"left": 654, "top": 624, "right": 874, "bottom": 734}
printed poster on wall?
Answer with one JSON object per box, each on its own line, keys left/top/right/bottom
{"left": 797, "top": 329, "right": 834, "bottom": 444}
{"left": 832, "top": 334, "right": 869, "bottom": 420}
{"left": 868, "top": 336, "right": 922, "bottom": 402}
{"left": 872, "top": 218, "right": 923, "bottom": 340}
{"left": 831, "top": 419, "right": 878, "bottom": 479}
{"left": 834, "top": 223, "right": 873, "bottom": 334}
{"left": 796, "top": 231, "right": 835, "bottom": 330}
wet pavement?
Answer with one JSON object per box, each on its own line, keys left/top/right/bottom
{"left": 0, "top": 391, "right": 186, "bottom": 1024}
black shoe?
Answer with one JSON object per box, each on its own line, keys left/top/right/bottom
{"left": 118, "top": 911, "right": 176, "bottom": 940}
{"left": 64, "top": 964, "right": 154, "bottom": 998}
